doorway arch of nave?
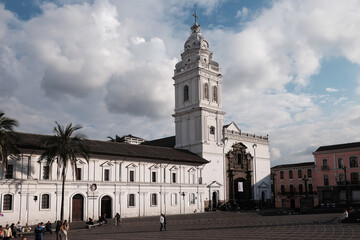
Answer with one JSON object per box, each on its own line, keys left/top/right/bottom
{"left": 71, "top": 193, "right": 85, "bottom": 222}
{"left": 100, "top": 195, "right": 113, "bottom": 219}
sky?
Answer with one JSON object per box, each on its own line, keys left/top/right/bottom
{"left": 1, "top": 0, "right": 360, "bottom": 167}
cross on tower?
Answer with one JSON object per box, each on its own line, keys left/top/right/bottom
{"left": 193, "top": 4, "right": 198, "bottom": 25}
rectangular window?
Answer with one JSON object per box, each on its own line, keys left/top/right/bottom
{"left": 307, "top": 169, "right": 312, "bottom": 178}
{"left": 128, "top": 194, "right": 135, "bottom": 207}
{"left": 43, "top": 166, "right": 50, "bottom": 180}
{"left": 351, "top": 172, "right": 359, "bottom": 184}
{"left": 3, "top": 194, "right": 13, "bottom": 211}
{"left": 172, "top": 172, "right": 177, "bottom": 183}
{"left": 350, "top": 156, "right": 358, "bottom": 168}
{"left": 104, "top": 169, "right": 110, "bottom": 181}
{"left": 338, "top": 158, "right": 344, "bottom": 169}
{"left": 280, "top": 171, "right": 284, "bottom": 180}
{"left": 281, "top": 185, "right": 285, "bottom": 194}
{"left": 237, "top": 154, "right": 243, "bottom": 166}
{"left": 129, "top": 170, "right": 135, "bottom": 182}
{"left": 41, "top": 194, "right": 50, "bottom": 209}
{"left": 5, "top": 164, "right": 13, "bottom": 179}
{"left": 76, "top": 168, "right": 82, "bottom": 181}
{"left": 151, "top": 193, "right": 157, "bottom": 206}
{"left": 171, "top": 193, "right": 178, "bottom": 206}
{"left": 289, "top": 170, "right": 293, "bottom": 179}
{"left": 299, "top": 184, "right": 303, "bottom": 194}
{"left": 190, "top": 193, "right": 196, "bottom": 205}
{"left": 323, "top": 174, "right": 329, "bottom": 186}
{"left": 290, "top": 184, "right": 294, "bottom": 193}
{"left": 152, "top": 171, "right": 157, "bottom": 183}
{"left": 339, "top": 173, "right": 345, "bottom": 184}
{"left": 298, "top": 169, "right": 302, "bottom": 179}
{"left": 308, "top": 184, "right": 313, "bottom": 193}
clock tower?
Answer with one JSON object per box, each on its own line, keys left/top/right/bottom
{"left": 173, "top": 12, "right": 226, "bottom": 205}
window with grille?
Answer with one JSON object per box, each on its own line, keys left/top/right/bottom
{"left": 104, "top": 169, "right": 110, "bottom": 181}
{"left": 43, "top": 166, "right": 50, "bottom": 180}
{"left": 151, "top": 193, "right": 157, "bottom": 206}
{"left": 41, "top": 194, "right": 50, "bottom": 209}
{"left": 5, "top": 164, "right": 13, "bottom": 179}
{"left": 128, "top": 194, "right": 135, "bottom": 207}
{"left": 76, "top": 168, "right": 82, "bottom": 180}
{"left": 307, "top": 169, "right": 312, "bottom": 178}
{"left": 3, "top": 194, "right": 13, "bottom": 211}
{"left": 350, "top": 156, "right": 358, "bottom": 168}
{"left": 190, "top": 193, "right": 196, "bottom": 205}
{"left": 213, "top": 86, "right": 218, "bottom": 102}
{"left": 204, "top": 83, "right": 209, "bottom": 100}
{"left": 323, "top": 174, "right": 329, "bottom": 186}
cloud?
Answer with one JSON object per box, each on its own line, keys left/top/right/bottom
{"left": 326, "top": 87, "right": 339, "bottom": 92}
{"left": 235, "top": 7, "right": 249, "bottom": 19}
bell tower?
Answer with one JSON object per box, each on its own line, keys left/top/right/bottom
{"left": 173, "top": 12, "right": 226, "bottom": 203}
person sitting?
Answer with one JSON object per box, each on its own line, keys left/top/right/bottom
{"left": 86, "top": 218, "right": 94, "bottom": 225}
{"left": 45, "top": 221, "right": 52, "bottom": 234}
{"left": 16, "top": 221, "right": 22, "bottom": 232}
{"left": 23, "top": 224, "right": 31, "bottom": 232}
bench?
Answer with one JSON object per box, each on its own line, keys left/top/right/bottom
{"left": 87, "top": 222, "right": 105, "bottom": 229}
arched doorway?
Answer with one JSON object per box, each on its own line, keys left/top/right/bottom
{"left": 101, "top": 195, "right": 112, "bottom": 219}
{"left": 72, "top": 194, "right": 84, "bottom": 221}
{"left": 212, "top": 191, "right": 218, "bottom": 209}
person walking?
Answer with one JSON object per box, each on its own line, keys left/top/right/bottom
{"left": 163, "top": 214, "right": 167, "bottom": 231}
{"left": 115, "top": 213, "right": 121, "bottom": 226}
{"left": 3, "top": 224, "right": 13, "bottom": 240}
{"left": 34, "top": 223, "right": 45, "bottom": 240}
{"left": 62, "top": 220, "right": 69, "bottom": 240}
{"left": 55, "top": 221, "right": 62, "bottom": 240}
{"left": 160, "top": 214, "right": 165, "bottom": 231}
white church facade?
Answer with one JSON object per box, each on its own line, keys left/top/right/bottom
{"left": 0, "top": 14, "right": 271, "bottom": 225}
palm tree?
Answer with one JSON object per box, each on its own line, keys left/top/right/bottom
{"left": 39, "top": 122, "right": 89, "bottom": 221}
{"left": 0, "top": 111, "right": 19, "bottom": 173}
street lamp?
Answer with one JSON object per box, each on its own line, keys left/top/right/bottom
{"left": 252, "top": 144, "right": 257, "bottom": 200}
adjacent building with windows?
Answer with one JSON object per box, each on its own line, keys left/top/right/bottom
{"left": 271, "top": 162, "right": 318, "bottom": 209}
{"left": 313, "top": 142, "right": 360, "bottom": 207}
{"left": 0, "top": 132, "right": 208, "bottom": 225}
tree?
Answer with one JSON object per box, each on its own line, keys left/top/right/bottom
{"left": 39, "top": 122, "right": 89, "bottom": 221}
{"left": 0, "top": 111, "right": 19, "bottom": 173}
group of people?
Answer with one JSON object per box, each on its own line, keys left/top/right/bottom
{"left": 0, "top": 220, "right": 69, "bottom": 240}
{"left": 0, "top": 221, "right": 32, "bottom": 239}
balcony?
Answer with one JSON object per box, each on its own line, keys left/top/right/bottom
{"left": 321, "top": 166, "right": 329, "bottom": 171}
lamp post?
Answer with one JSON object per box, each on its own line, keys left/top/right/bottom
{"left": 342, "top": 166, "right": 349, "bottom": 207}
{"left": 223, "top": 137, "right": 228, "bottom": 205}
{"left": 252, "top": 144, "right": 257, "bottom": 201}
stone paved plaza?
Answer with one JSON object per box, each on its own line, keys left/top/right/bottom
{"left": 40, "top": 212, "right": 360, "bottom": 240}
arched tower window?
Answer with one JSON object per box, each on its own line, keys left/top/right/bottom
{"left": 204, "top": 83, "right": 209, "bottom": 100}
{"left": 184, "top": 85, "right": 189, "bottom": 101}
{"left": 210, "top": 126, "right": 215, "bottom": 135}
{"left": 213, "top": 86, "right": 218, "bottom": 102}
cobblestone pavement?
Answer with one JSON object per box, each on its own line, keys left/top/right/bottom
{"left": 41, "top": 212, "right": 360, "bottom": 240}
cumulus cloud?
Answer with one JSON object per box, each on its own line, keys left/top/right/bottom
{"left": 2, "top": 0, "right": 360, "bottom": 167}
{"left": 326, "top": 87, "right": 339, "bottom": 92}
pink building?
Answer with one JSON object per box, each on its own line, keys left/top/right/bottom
{"left": 313, "top": 142, "right": 360, "bottom": 207}
{"left": 271, "top": 162, "right": 318, "bottom": 209}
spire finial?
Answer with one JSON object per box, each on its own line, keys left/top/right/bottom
{"left": 193, "top": 4, "right": 198, "bottom": 25}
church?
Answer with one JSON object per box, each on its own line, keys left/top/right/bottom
{"left": 0, "top": 14, "right": 271, "bottom": 225}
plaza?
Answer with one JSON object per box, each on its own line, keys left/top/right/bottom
{"left": 40, "top": 212, "right": 359, "bottom": 240}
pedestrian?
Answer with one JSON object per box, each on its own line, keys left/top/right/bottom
{"left": 115, "top": 213, "right": 121, "bottom": 226}
{"left": 10, "top": 223, "right": 17, "bottom": 238}
{"left": 341, "top": 209, "right": 348, "bottom": 222}
{"left": 16, "top": 220, "right": 22, "bottom": 232}
{"left": 34, "top": 223, "right": 44, "bottom": 240}
{"left": 45, "top": 221, "right": 52, "bottom": 234}
{"left": 160, "top": 213, "right": 165, "bottom": 231}
{"left": 102, "top": 214, "right": 108, "bottom": 224}
{"left": 62, "top": 220, "right": 69, "bottom": 240}
{"left": 55, "top": 221, "right": 62, "bottom": 240}
{"left": 0, "top": 225, "right": 4, "bottom": 238}
{"left": 3, "top": 224, "right": 13, "bottom": 240}
{"left": 163, "top": 214, "right": 167, "bottom": 231}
